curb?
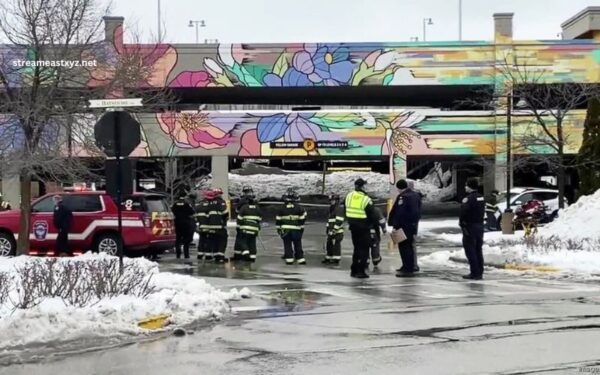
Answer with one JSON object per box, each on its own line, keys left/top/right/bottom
{"left": 449, "top": 256, "right": 560, "bottom": 273}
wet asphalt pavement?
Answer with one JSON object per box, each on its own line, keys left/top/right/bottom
{"left": 2, "top": 219, "right": 600, "bottom": 375}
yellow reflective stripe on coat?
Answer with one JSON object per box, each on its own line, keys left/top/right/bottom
{"left": 239, "top": 215, "right": 262, "bottom": 221}
{"left": 281, "top": 224, "right": 303, "bottom": 230}
{"left": 239, "top": 225, "right": 259, "bottom": 232}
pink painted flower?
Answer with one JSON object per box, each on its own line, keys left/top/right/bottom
{"left": 169, "top": 71, "right": 212, "bottom": 88}
{"left": 158, "top": 112, "right": 232, "bottom": 149}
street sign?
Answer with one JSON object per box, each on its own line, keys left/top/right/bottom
{"left": 270, "top": 140, "right": 349, "bottom": 150}
{"left": 94, "top": 111, "right": 141, "bottom": 157}
{"left": 88, "top": 98, "right": 143, "bottom": 108}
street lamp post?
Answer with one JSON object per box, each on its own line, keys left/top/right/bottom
{"left": 423, "top": 18, "right": 433, "bottom": 41}
{"left": 157, "top": 0, "right": 161, "bottom": 42}
{"left": 410, "top": 37, "right": 419, "bottom": 42}
{"left": 459, "top": 0, "right": 463, "bottom": 40}
{"left": 188, "top": 20, "right": 206, "bottom": 44}
{"left": 505, "top": 93, "right": 513, "bottom": 212}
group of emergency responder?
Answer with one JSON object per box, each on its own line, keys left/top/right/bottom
{"left": 170, "top": 176, "right": 487, "bottom": 281}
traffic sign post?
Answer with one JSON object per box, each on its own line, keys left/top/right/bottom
{"left": 92, "top": 99, "right": 142, "bottom": 269}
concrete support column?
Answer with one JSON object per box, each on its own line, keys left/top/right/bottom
{"left": 484, "top": 159, "right": 501, "bottom": 197}
{"left": 1, "top": 172, "right": 20, "bottom": 208}
{"left": 389, "top": 156, "right": 407, "bottom": 212}
{"left": 211, "top": 156, "right": 229, "bottom": 200}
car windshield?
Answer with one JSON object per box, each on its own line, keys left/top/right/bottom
{"left": 144, "top": 196, "right": 169, "bottom": 213}
{"left": 496, "top": 192, "right": 518, "bottom": 204}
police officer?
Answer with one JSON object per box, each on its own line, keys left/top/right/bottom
{"left": 233, "top": 186, "right": 255, "bottom": 260}
{"left": 53, "top": 195, "right": 73, "bottom": 256}
{"left": 460, "top": 178, "right": 486, "bottom": 280}
{"left": 367, "top": 205, "right": 387, "bottom": 269}
{"left": 0, "top": 193, "right": 11, "bottom": 211}
{"left": 485, "top": 190, "right": 500, "bottom": 231}
{"left": 322, "top": 194, "right": 344, "bottom": 265}
{"left": 388, "top": 179, "right": 421, "bottom": 277}
{"left": 345, "top": 178, "right": 376, "bottom": 278}
{"left": 276, "top": 189, "right": 307, "bottom": 265}
{"left": 236, "top": 192, "right": 262, "bottom": 262}
{"left": 194, "top": 190, "right": 212, "bottom": 260}
{"left": 172, "top": 193, "right": 195, "bottom": 259}
{"left": 205, "top": 188, "right": 229, "bottom": 263}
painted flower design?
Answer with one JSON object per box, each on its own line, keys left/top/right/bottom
{"left": 378, "top": 112, "right": 424, "bottom": 183}
{"left": 169, "top": 71, "right": 215, "bottom": 88}
{"left": 255, "top": 112, "right": 340, "bottom": 143}
{"left": 264, "top": 44, "right": 355, "bottom": 87}
{"left": 158, "top": 112, "right": 232, "bottom": 150}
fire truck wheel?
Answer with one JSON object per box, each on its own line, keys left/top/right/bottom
{"left": 0, "top": 233, "right": 16, "bottom": 257}
{"left": 93, "top": 233, "right": 121, "bottom": 256}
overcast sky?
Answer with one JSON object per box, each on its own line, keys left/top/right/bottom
{"left": 112, "top": 0, "right": 598, "bottom": 43}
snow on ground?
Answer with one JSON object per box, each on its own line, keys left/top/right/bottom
{"left": 0, "top": 254, "right": 250, "bottom": 351}
{"left": 228, "top": 170, "right": 454, "bottom": 202}
{"left": 421, "top": 189, "right": 600, "bottom": 276}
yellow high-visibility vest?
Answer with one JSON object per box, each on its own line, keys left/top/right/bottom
{"left": 345, "top": 191, "right": 371, "bottom": 219}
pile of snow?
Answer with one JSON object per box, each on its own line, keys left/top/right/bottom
{"left": 543, "top": 189, "right": 600, "bottom": 239}
{"left": 0, "top": 254, "right": 250, "bottom": 351}
{"left": 226, "top": 169, "right": 454, "bottom": 202}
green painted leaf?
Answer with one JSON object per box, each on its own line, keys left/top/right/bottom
{"left": 272, "top": 52, "right": 288, "bottom": 77}
{"left": 230, "top": 63, "right": 263, "bottom": 87}
{"left": 351, "top": 62, "right": 373, "bottom": 86}
{"left": 311, "top": 113, "right": 365, "bottom": 129}
{"left": 383, "top": 73, "right": 394, "bottom": 85}
{"left": 214, "top": 73, "right": 234, "bottom": 87}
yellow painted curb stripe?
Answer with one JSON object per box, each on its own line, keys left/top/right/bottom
{"left": 504, "top": 263, "right": 560, "bottom": 273}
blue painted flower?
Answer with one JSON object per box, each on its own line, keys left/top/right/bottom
{"left": 263, "top": 68, "right": 313, "bottom": 87}
{"left": 293, "top": 44, "right": 355, "bottom": 86}
{"left": 256, "top": 112, "right": 339, "bottom": 143}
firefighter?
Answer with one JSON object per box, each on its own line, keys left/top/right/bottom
{"left": 205, "top": 188, "right": 229, "bottom": 263}
{"left": 367, "top": 205, "right": 387, "bottom": 270}
{"left": 0, "top": 193, "right": 11, "bottom": 211}
{"left": 233, "top": 186, "right": 255, "bottom": 261}
{"left": 171, "top": 193, "right": 195, "bottom": 259}
{"left": 236, "top": 192, "right": 262, "bottom": 262}
{"left": 195, "top": 190, "right": 212, "bottom": 260}
{"left": 388, "top": 179, "right": 421, "bottom": 277}
{"left": 322, "top": 193, "right": 344, "bottom": 265}
{"left": 460, "top": 178, "right": 486, "bottom": 280}
{"left": 53, "top": 195, "right": 73, "bottom": 256}
{"left": 344, "top": 178, "right": 376, "bottom": 278}
{"left": 276, "top": 189, "right": 307, "bottom": 265}
{"left": 485, "top": 190, "right": 500, "bottom": 231}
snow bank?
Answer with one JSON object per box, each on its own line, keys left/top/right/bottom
{"left": 228, "top": 170, "right": 454, "bottom": 202}
{"left": 0, "top": 254, "right": 250, "bottom": 351}
{"left": 543, "top": 189, "right": 600, "bottom": 239}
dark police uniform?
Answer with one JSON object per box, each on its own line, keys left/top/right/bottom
{"left": 205, "top": 196, "right": 229, "bottom": 262}
{"left": 276, "top": 200, "right": 307, "bottom": 265}
{"left": 388, "top": 188, "right": 421, "bottom": 274}
{"left": 324, "top": 202, "right": 345, "bottom": 264}
{"left": 236, "top": 199, "right": 262, "bottom": 262}
{"left": 171, "top": 197, "right": 195, "bottom": 259}
{"left": 485, "top": 193, "right": 499, "bottom": 231}
{"left": 194, "top": 198, "right": 211, "bottom": 260}
{"left": 53, "top": 201, "right": 73, "bottom": 255}
{"left": 345, "top": 189, "right": 376, "bottom": 277}
{"left": 460, "top": 190, "right": 486, "bottom": 279}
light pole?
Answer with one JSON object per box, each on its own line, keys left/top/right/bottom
{"left": 157, "top": 0, "right": 161, "bottom": 42}
{"left": 459, "top": 0, "right": 462, "bottom": 40}
{"left": 410, "top": 36, "right": 419, "bottom": 42}
{"left": 423, "top": 18, "right": 433, "bottom": 41}
{"left": 188, "top": 20, "right": 206, "bottom": 44}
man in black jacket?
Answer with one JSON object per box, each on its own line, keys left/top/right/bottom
{"left": 322, "top": 194, "right": 344, "bottom": 265}
{"left": 236, "top": 193, "right": 262, "bottom": 262}
{"left": 276, "top": 189, "right": 307, "bottom": 265}
{"left": 388, "top": 179, "right": 421, "bottom": 277}
{"left": 172, "top": 193, "right": 195, "bottom": 259}
{"left": 53, "top": 195, "right": 73, "bottom": 256}
{"left": 234, "top": 186, "right": 254, "bottom": 260}
{"left": 460, "top": 178, "right": 486, "bottom": 280}
{"left": 205, "top": 188, "right": 229, "bottom": 263}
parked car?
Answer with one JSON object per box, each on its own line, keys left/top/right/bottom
{"left": 0, "top": 191, "right": 176, "bottom": 257}
{"left": 493, "top": 187, "right": 567, "bottom": 223}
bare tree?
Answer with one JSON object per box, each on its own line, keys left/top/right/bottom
{"left": 462, "top": 54, "right": 600, "bottom": 208}
{"left": 0, "top": 0, "right": 174, "bottom": 254}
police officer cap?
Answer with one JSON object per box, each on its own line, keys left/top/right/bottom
{"left": 466, "top": 178, "right": 479, "bottom": 190}
{"left": 396, "top": 179, "right": 408, "bottom": 190}
{"left": 354, "top": 178, "right": 367, "bottom": 188}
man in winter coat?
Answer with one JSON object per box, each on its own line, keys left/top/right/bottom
{"left": 236, "top": 192, "right": 262, "bottom": 262}
{"left": 345, "top": 178, "right": 377, "bottom": 278}
{"left": 322, "top": 194, "right": 344, "bottom": 265}
{"left": 234, "top": 186, "right": 255, "bottom": 260}
{"left": 276, "top": 189, "right": 307, "bottom": 265}
{"left": 388, "top": 179, "right": 421, "bottom": 277}
{"left": 204, "top": 188, "right": 229, "bottom": 263}
{"left": 367, "top": 205, "right": 387, "bottom": 270}
{"left": 460, "top": 178, "right": 486, "bottom": 280}
{"left": 53, "top": 195, "right": 73, "bottom": 256}
{"left": 194, "top": 190, "right": 212, "bottom": 260}
{"left": 171, "top": 193, "right": 195, "bottom": 259}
